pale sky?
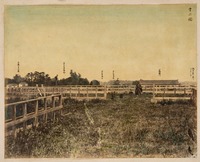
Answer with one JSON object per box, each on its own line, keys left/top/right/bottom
{"left": 4, "top": 5, "right": 197, "bottom": 82}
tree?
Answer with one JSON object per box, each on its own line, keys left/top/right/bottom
{"left": 5, "top": 78, "right": 15, "bottom": 85}
{"left": 24, "top": 72, "right": 34, "bottom": 86}
{"left": 79, "top": 78, "right": 89, "bottom": 85}
{"left": 24, "top": 71, "right": 52, "bottom": 86}
{"left": 90, "top": 80, "right": 100, "bottom": 85}
{"left": 13, "top": 74, "right": 23, "bottom": 84}
{"left": 44, "top": 74, "right": 52, "bottom": 86}
{"left": 59, "top": 70, "right": 89, "bottom": 85}
{"left": 132, "top": 80, "right": 138, "bottom": 85}
{"left": 113, "top": 78, "right": 120, "bottom": 85}
{"left": 5, "top": 70, "right": 90, "bottom": 86}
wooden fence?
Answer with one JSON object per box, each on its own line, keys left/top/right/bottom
{"left": 5, "top": 84, "right": 196, "bottom": 101}
{"left": 6, "top": 85, "right": 134, "bottom": 100}
{"left": 151, "top": 85, "right": 195, "bottom": 103}
{"left": 5, "top": 94, "right": 63, "bottom": 138}
{"left": 142, "top": 84, "right": 194, "bottom": 93}
{"left": 191, "top": 88, "right": 197, "bottom": 106}
{"left": 46, "top": 86, "right": 107, "bottom": 100}
{"left": 5, "top": 85, "right": 197, "bottom": 137}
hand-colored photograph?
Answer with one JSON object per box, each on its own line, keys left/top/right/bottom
{"left": 4, "top": 4, "right": 197, "bottom": 158}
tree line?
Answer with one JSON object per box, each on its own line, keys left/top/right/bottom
{"left": 5, "top": 70, "right": 100, "bottom": 86}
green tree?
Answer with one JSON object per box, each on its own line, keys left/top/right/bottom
{"left": 13, "top": 74, "right": 23, "bottom": 84}
{"left": 113, "top": 78, "right": 120, "bottom": 85}
{"left": 24, "top": 72, "right": 34, "bottom": 86}
{"left": 90, "top": 80, "right": 100, "bottom": 85}
{"left": 24, "top": 71, "right": 52, "bottom": 86}
{"left": 59, "top": 70, "right": 89, "bottom": 85}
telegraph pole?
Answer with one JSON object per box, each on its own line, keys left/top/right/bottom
{"left": 17, "top": 61, "right": 20, "bottom": 73}
{"left": 63, "top": 62, "right": 66, "bottom": 74}
{"left": 158, "top": 69, "right": 161, "bottom": 77}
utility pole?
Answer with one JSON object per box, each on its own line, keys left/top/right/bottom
{"left": 63, "top": 62, "right": 65, "bottom": 74}
{"left": 158, "top": 69, "right": 161, "bottom": 77}
{"left": 101, "top": 70, "right": 103, "bottom": 80}
{"left": 17, "top": 61, "right": 20, "bottom": 73}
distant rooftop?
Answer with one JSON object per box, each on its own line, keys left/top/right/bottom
{"left": 139, "top": 79, "right": 179, "bottom": 85}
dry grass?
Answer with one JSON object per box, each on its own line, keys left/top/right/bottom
{"left": 5, "top": 94, "right": 197, "bottom": 158}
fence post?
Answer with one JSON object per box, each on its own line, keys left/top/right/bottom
{"left": 96, "top": 87, "right": 98, "bottom": 99}
{"left": 24, "top": 103, "right": 27, "bottom": 117}
{"left": 60, "top": 95, "right": 64, "bottom": 116}
{"left": 192, "top": 89, "right": 197, "bottom": 107}
{"left": 23, "top": 103, "right": 27, "bottom": 130}
{"left": 104, "top": 86, "right": 107, "bottom": 99}
{"left": 153, "top": 84, "right": 155, "bottom": 99}
{"left": 44, "top": 98, "right": 47, "bottom": 109}
{"left": 59, "top": 95, "right": 62, "bottom": 106}
{"left": 12, "top": 126, "right": 17, "bottom": 138}
{"left": 52, "top": 96, "right": 55, "bottom": 108}
{"left": 35, "top": 84, "right": 38, "bottom": 97}
{"left": 12, "top": 105, "right": 17, "bottom": 138}
{"left": 52, "top": 87, "right": 55, "bottom": 94}
{"left": 43, "top": 97, "right": 48, "bottom": 122}
{"left": 163, "top": 87, "right": 165, "bottom": 100}
{"left": 86, "top": 87, "right": 89, "bottom": 99}
{"left": 60, "top": 87, "right": 63, "bottom": 97}
{"left": 69, "top": 87, "right": 72, "bottom": 98}
{"left": 34, "top": 100, "right": 39, "bottom": 127}
{"left": 13, "top": 105, "right": 16, "bottom": 121}
{"left": 78, "top": 87, "right": 80, "bottom": 98}
{"left": 42, "top": 84, "right": 46, "bottom": 97}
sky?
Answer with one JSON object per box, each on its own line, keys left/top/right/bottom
{"left": 4, "top": 4, "right": 197, "bottom": 82}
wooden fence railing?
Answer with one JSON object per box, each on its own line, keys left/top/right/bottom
{"left": 141, "top": 84, "right": 194, "bottom": 93}
{"left": 191, "top": 88, "right": 197, "bottom": 106}
{"left": 61, "top": 86, "right": 107, "bottom": 100}
{"left": 6, "top": 85, "right": 135, "bottom": 100}
{"left": 5, "top": 85, "right": 196, "bottom": 137}
{"left": 5, "top": 94, "right": 63, "bottom": 138}
{"left": 5, "top": 84, "right": 196, "bottom": 101}
{"left": 151, "top": 84, "right": 195, "bottom": 103}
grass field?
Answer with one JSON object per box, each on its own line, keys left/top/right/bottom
{"left": 5, "top": 93, "right": 197, "bottom": 158}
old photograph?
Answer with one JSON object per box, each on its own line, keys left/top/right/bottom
{"left": 3, "top": 2, "right": 197, "bottom": 159}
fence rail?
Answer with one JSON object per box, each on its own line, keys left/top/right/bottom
{"left": 5, "top": 94, "right": 63, "bottom": 137}
{"left": 5, "top": 84, "right": 196, "bottom": 101}
{"left": 6, "top": 85, "right": 134, "bottom": 100}
{"left": 151, "top": 84, "right": 196, "bottom": 103}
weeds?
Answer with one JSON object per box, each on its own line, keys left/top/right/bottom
{"left": 153, "top": 129, "right": 185, "bottom": 145}
{"left": 158, "top": 99, "right": 193, "bottom": 105}
{"left": 5, "top": 94, "right": 196, "bottom": 158}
